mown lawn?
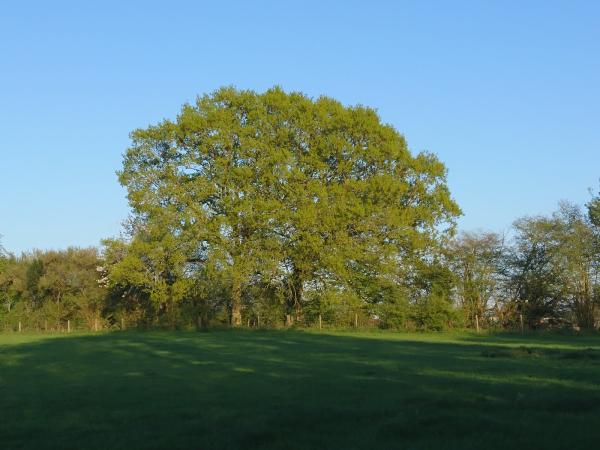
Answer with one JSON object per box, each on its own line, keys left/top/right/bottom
{"left": 1, "top": 330, "right": 599, "bottom": 449}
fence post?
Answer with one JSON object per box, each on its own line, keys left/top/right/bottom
{"left": 67, "top": 320, "right": 71, "bottom": 333}
{"left": 319, "top": 314, "right": 322, "bottom": 330}
{"left": 18, "top": 321, "right": 22, "bottom": 332}
{"left": 257, "top": 313, "right": 260, "bottom": 327}
{"left": 475, "top": 314, "right": 480, "bottom": 333}
{"left": 355, "top": 313, "right": 358, "bottom": 328}
{"left": 520, "top": 314, "right": 524, "bottom": 333}
{"left": 44, "top": 320, "right": 48, "bottom": 332}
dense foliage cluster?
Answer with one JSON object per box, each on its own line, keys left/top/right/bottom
{"left": 1, "top": 88, "right": 599, "bottom": 331}
{"left": 0, "top": 248, "right": 105, "bottom": 330}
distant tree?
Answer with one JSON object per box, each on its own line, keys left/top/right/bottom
{"left": 508, "top": 216, "right": 567, "bottom": 327}
{"left": 0, "top": 250, "right": 22, "bottom": 315}
{"left": 507, "top": 203, "right": 599, "bottom": 329}
{"left": 587, "top": 186, "right": 600, "bottom": 228}
{"left": 550, "top": 203, "right": 598, "bottom": 329}
{"left": 587, "top": 186, "right": 600, "bottom": 325}
{"left": 25, "top": 257, "right": 45, "bottom": 308}
{"left": 450, "top": 231, "right": 506, "bottom": 326}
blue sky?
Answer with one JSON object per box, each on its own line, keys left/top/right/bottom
{"left": 1, "top": 1, "right": 599, "bottom": 254}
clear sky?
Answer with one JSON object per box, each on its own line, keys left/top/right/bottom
{"left": 1, "top": 1, "right": 599, "bottom": 254}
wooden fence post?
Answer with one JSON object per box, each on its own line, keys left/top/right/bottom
{"left": 319, "top": 314, "right": 322, "bottom": 330}
{"left": 18, "top": 321, "right": 22, "bottom": 332}
{"left": 257, "top": 313, "right": 260, "bottom": 327}
{"left": 475, "top": 314, "right": 480, "bottom": 333}
{"left": 355, "top": 313, "right": 358, "bottom": 328}
{"left": 520, "top": 314, "right": 524, "bottom": 333}
{"left": 67, "top": 320, "right": 71, "bottom": 333}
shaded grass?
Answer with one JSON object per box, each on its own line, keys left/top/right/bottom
{"left": 1, "top": 330, "right": 599, "bottom": 449}
{"left": 479, "top": 345, "right": 600, "bottom": 360}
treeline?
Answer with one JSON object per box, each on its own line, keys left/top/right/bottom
{"left": 1, "top": 87, "right": 599, "bottom": 331}
{"left": 1, "top": 198, "right": 599, "bottom": 331}
{"left": 0, "top": 248, "right": 106, "bottom": 331}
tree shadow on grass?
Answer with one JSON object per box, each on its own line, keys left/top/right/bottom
{"left": 1, "top": 330, "right": 599, "bottom": 450}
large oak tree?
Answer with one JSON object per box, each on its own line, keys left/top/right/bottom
{"left": 117, "top": 87, "right": 460, "bottom": 325}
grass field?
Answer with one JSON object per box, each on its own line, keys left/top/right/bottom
{"left": 1, "top": 330, "right": 599, "bottom": 449}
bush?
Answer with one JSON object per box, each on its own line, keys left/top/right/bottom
{"left": 412, "top": 294, "right": 458, "bottom": 331}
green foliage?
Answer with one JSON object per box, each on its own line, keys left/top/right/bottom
{"left": 412, "top": 293, "right": 458, "bottom": 331}
{"left": 373, "top": 295, "right": 412, "bottom": 329}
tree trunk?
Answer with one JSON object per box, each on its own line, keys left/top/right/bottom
{"left": 231, "top": 277, "right": 242, "bottom": 326}
{"left": 576, "top": 268, "right": 595, "bottom": 330}
{"left": 290, "top": 265, "right": 304, "bottom": 321}
{"left": 167, "top": 285, "right": 177, "bottom": 329}
{"left": 57, "top": 293, "right": 61, "bottom": 329}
